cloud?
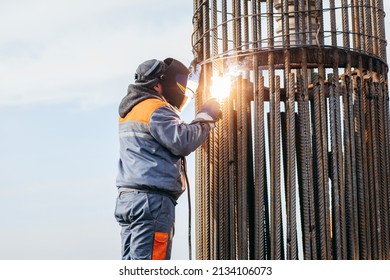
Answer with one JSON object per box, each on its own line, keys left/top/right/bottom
{"left": 0, "top": 0, "right": 194, "bottom": 108}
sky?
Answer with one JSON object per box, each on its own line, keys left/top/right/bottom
{"left": 0, "top": 0, "right": 195, "bottom": 260}
{"left": 0, "top": 0, "right": 389, "bottom": 260}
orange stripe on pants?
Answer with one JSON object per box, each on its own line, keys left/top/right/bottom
{"left": 152, "top": 232, "right": 169, "bottom": 260}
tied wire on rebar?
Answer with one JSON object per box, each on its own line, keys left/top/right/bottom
{"left": 192, "top": 0, "right": 390, "bottom": 260}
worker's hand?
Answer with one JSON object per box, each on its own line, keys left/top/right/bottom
{"left": 199, "top": 98, "right": 222, "bottom": 122}
{"left": 185, "top": 63, "right": 201, "bottom": 98}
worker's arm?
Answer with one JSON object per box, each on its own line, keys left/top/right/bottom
{"left": 149, "top": 106, "right": 212, "bottom": 157}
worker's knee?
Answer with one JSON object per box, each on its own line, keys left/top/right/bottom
{"left": 146, "top": 194, "right": 175, "bottom": 260}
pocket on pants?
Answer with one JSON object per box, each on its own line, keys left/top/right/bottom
{"left": 152, "top": 232, "right": 168, "bottom": 260}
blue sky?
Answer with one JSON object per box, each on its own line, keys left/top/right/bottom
{"left": 0, "top": 0, "right": 195, "bottom": 260}
{"left": 1, "top": 0, "right": 390, "bottom": 260}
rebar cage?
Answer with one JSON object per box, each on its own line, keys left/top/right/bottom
{"left": 192, "top": 0, "right": 389, "bottom": 260}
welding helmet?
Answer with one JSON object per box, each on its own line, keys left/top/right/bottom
{"left": 160, "top": 58, "right": 191, "bottom": 112}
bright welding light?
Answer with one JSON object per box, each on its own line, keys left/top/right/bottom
{"left": 210, "top": 74, "right": 232, "bottom": 101}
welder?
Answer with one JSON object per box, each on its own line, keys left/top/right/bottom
{"left": 114, "top": 57, "right": 221, "bottom": 260}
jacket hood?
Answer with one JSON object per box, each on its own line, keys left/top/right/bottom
{"left": 119, "top": 84, "right": 162, "bottom": 118}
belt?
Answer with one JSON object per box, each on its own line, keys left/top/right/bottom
{"left": 118, "top": 187, "right": 139, "bottom": 194}
{"left": 118, "top": 187, "right": 177, "bottom": 205}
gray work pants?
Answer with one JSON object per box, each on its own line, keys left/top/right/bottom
{"left": 114, "top": 190, "right": 175, "bottom": 260}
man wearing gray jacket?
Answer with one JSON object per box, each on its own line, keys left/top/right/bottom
{"left": 115, "top": 58, "right": 220, "bottom": 260}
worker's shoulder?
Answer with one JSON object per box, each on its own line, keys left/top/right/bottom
{"left": 119, "top": 98, "right": 169, "bottom": 124}
{"left": 138, "top": 98, "right": 169, "bottom": 112}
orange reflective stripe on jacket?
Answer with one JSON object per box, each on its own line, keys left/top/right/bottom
{"left": 152, "top": 232, "right": 169, "bottom": 260}
{"left": 119, "top": 98, "right": 168, "bottom": 124}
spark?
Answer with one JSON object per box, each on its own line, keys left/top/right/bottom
{"left": 210, "top": 73, "right": 232, "bottom": 101}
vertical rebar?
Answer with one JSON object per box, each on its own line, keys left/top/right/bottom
{"left": 316, "top": 0, "right": 332, "bottom": 260}
{"left": 228, "top": 85, "right": 238, "bottom": 260}
{"left": 254, "top": 75, "right": 267, "bottom": 260}
{"left": 194, "top": 0, "right": 203, "bottom": 261}
{"left": 287, "top": 73, "right": 298, "bottom": 260}
{"left": 383, "top": 69, "right": 390, "bottom": 259}
{"left": 202, "top": 0, "right": 211, "bottom": 261}
{"left": 274, "top": 75, "right": 283, "bottom": 259}
{"left": 236, "top": 75, "right": 249, "bottom": 260}
{"left": 354, "top": 73, "right": 368, "bottom": 259}
{"left": 378, "top": 72, "right": 389, "bottom": 259}
{"left": 312, "top": 72, "right": 327, "bottom": 260}
{"left": 282, "top": 0, "right": 298, "bottom": 260}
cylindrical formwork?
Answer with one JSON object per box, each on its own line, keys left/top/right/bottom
{"left": 192, "top": 0, "right": 389, "bottom": 260}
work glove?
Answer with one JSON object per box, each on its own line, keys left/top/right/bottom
{"left": 191, "top": 98, "right": 221, "bottom": 128}
{"left": 200, "top": 98, "right": 222, "bottom": 121}
{"left": 185, "top": 63, "right": 201, "bottom": 98}
{"left": 192, "top": 98, "right": 222, "bottom": 126}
